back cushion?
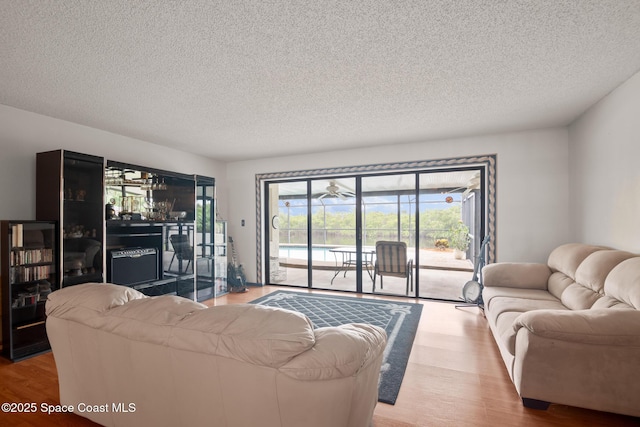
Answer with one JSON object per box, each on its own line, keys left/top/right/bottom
{"left": 547, "top": 272, "right": 575, "bottom": 300}
{"left": 98, "top": 296, "right": 206, "bottom": 344}
{"left": 600, "top": 257, "right": 640, "bottom": 309}
{"left": 547, "top": 245, "right": 634, "bottom": 310}
{"left": 172, "top": 304, "right": 316, "bottom": 367}
{"left": 575, "top": 250, "right": 636, "bottom": 294}
{"left": 547, "top": 243, "right": 608, "bottom": 277}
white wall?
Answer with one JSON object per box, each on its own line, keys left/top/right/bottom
{"left": 0, "top": 103, "right": 577, "bottom": 287}
{"left": 226, "top": 128, "right": 570, "bottom": 282}
{"left": 569, "top": 70, "right": 640, "bottom": 253}
{"left": 0, "top": 105, "right": 227, "bottom": 221}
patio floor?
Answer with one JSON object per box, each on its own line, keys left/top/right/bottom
{"left": 272, "top": 248, "right": 475, "bottom": 301}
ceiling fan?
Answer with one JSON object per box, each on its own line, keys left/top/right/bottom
{"left": 316, "top": 180, "right": 355, "bottom": 200}
{"left": 443, "top": 172, "right": 481, "bottom": 196}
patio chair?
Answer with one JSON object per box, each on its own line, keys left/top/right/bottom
{"left": 373, "top": 241, "right": 414, "bottom": 295}
{"left": 169, "top": 234, "right": 193, "bottom": 273}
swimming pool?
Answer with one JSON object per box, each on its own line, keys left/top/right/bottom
{"left": 278, "top": 245, "right": 338, "bottom": 262}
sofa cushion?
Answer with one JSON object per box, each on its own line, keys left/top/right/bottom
{"left": 45, "top": 283, "right": 147, "bottom": 323}
{"left": 484, "top": 295, "right": 567, "bottom": 356}
{"left": 172, "top": 304, "right": 316, "bottom": 367}
{"left": 551, "top": 250, "right": 636, "bottom": 310}
{"left": 591, "top": 296, "right": 634, "bottom": 309}
{"left": 558, "top": 283, "right": 602, "bottom": 310}
{"left": 547, "top": 272, "right": 575, "bottom": 300}
{"left": 547, "top": 244, "right": 609, "bottom": 278}
{"left": 95, "top": 295, "right": 206, "bottom": 345}
{"left": 574, "top": 250, "right": 636, "bottom": 294}
{"left": 279, "top": 323, "right": 387, "bottom": 380}
{"left": 601, "top": 257, "right": 640, "bottom": 309}
{"left": 483, "top": 286, "right": 560, "bottom": 309}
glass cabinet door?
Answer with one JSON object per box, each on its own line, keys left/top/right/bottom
{"left": 214, "top": 220, "right": 228, "bottom": 296}
{"left": 36, "top": 150, "right": 105, "bottom": 287}
{"left": 62, "top": 152, "right": 105, "bottom": 286}
{"left": 195, "top": 175, "right": 217, "bottom": 300}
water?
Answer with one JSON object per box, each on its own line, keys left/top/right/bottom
{"left": 278, "top": 245, "right": 337, "bottom": 262}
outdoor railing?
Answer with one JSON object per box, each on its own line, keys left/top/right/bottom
{"left": 279, "top": 228, "right": 451, "bottom": 249}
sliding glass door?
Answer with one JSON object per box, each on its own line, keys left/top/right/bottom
{"left": 416, "top": 170, "right": 477, "bottom": 300}
{"left": 267, "top": 181, "right": 309, "bottom": 287}
{"left": 264, "top": 166, "right": 485, "bottom": 301}
{"left": 361, "top": 174, "right": 417, "bottom": 296}
{"left": 311, "top": 178, "right": 358, "bottom": 291}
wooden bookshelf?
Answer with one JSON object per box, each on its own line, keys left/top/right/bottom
{"left": 0, "top": 221, "right": 58, "bottom": 361}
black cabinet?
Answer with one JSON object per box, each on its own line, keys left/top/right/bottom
{"left": 34, "top": 151, "right": 219, "bottom": 301}
{"left": 1, "top": 221, "right": 58, "bottom": 361}
{"left": 104, "top": 162, "right": 203, "bottom": 299}
{"left": 105, "top": 221, "right": 196, "bottom": 299}
{"left": 36, "top": 150, "right": 104, "bottom": 287}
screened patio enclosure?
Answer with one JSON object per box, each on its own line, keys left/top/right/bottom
{"left": 264, "top": 167, "right": 485, "bottom": 301}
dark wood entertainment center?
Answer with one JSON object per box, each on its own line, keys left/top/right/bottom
{"left": 0, "top": 150, "right": 223, "bottom": 360}
{"left": 35, "top": 149, "right": 221, "bottom": 302}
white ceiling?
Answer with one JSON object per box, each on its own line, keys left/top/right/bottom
{"left": 1, "top": 1, "right": 640, "bottom": 162}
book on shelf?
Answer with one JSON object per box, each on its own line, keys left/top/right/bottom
{"left": 10, "top": 264, "right": 52, "bottom": 283}
{"left": 10, "top": 248, "right": 53, "bottom": 266}
{"left": 11, "top": 224, "right": 23, "bottom": 248}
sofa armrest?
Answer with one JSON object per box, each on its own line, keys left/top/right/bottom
{"left": 279, "top": 323, "right": 387, "bottom": 381}
{"left": 511, "top": 308, "right": 640, "bottom": 415}
{"left": 514, "top": 309, "right": 640, "bottom": 345}
{"left": 482, "top": 263, "right": 551, "bottom": 290}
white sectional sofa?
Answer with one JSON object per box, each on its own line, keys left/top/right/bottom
{"left": 482, "top": 243, "right": 640, "bottom": 417}
{"left": 45, "top": 284, "right": 387, "bottom": 427}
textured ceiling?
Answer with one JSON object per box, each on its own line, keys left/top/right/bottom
{"left": 1, "top": 1, "right": 640, "bottom": 162}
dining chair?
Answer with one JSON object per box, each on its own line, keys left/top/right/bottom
{"left": 373, "top": 241, "right": 414, "bottom": 295}
{"left": 169, "top": 234, "right": 194, "bottom": 273}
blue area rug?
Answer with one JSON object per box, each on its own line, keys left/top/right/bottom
{"left": 250, "top": 290, "right": 423, "bottom": 404}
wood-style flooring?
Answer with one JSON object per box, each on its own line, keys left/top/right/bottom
{"left": 1, "top": 285, "right": 638, "bottom": 426}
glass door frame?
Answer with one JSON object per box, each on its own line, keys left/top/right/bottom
{"left": 258, "top": 155, "right": 497, "bottom": 299}
{"left": 264, "top": 175, "right": 367, "bottom": 292}
{"left": 263, "top": 166, "right": 486, "bottom": 298}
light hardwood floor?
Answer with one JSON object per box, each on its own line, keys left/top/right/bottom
{"left": 1, "top": 285, "right": 638, "bottom": 426}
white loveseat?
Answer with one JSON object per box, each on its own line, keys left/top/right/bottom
{"left": 45, "top": 284, "right": 387, "bottom": 427}
{"left": 482, "top": 243, "right": 640, "bottom": 417}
